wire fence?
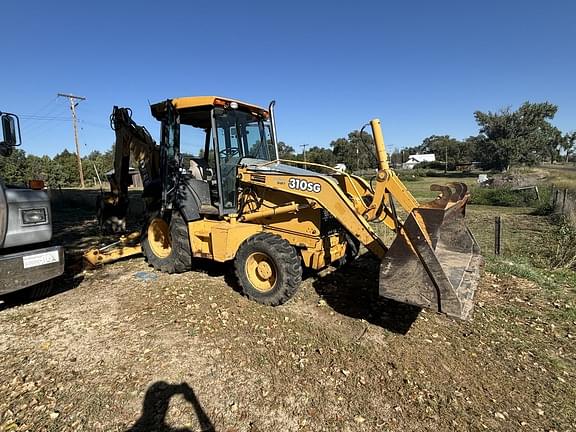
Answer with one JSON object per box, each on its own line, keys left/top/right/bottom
{"left": 551, "top": 186, "right": 576, "bottom": 226}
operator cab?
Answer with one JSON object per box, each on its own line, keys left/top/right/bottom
{"left": 151, "top": 97, "right": 277, "bottom": 216}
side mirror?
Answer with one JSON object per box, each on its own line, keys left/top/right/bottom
{"left": 1, "top": 112, "right": 21, "bottom": 147}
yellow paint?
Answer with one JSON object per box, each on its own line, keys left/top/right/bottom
{"left": 188, "top": 219, "right": 263, "bottom": 262}
{"left": 91, "top": 96, "right": 469, "bottom": 291}
{"left": 245, "top": 252, "right": 277, "bottom": 292}
{"left": 170, "top": 96, "right": 268, "bottom": 114}
{"left": 147, "top": 218, "right": 171, "bottom": 258}
{"left": 239, "top": 201, "right": 302, "bottom": 222}
{"left": 83, "top": 232, "right": 142, "bottom": 267}
{"left": 371, "top": 118, "right": 390, "bottom": 171}
{"left": 237, "top": 167, "right": 388, "bottom": 258}
{"left": 300, "top": 233, "right": 347, "bottom": 269}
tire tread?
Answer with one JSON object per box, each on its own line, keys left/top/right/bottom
{"left": 142, "top": 212, "right": 192, "bottom": 274}
{"left": 235, "top": 232, "right": 302, "bottom": 306}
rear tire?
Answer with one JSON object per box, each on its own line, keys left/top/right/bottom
{"left": 142, "top": 211, "right": 192, "bottom": 273}
{"left": 235, "top": 232, "right": 302, "bottom": 306}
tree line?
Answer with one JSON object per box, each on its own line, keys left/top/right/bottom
{"left": 280, "top": 101, "right": 575, "bottom": 172}
{"left": 0, "top": 148, "right": 113, "bottom": 187}
{"left": 1, "top": 101, "right": 574, "bottom": 187}
{"left": 406, "top": 102, "right": 576, "bottom": 171}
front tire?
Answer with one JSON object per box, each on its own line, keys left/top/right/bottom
{"left": 141, "top": 211, "right": 192, "bottom": 273}
{"left": 335, "top": 232, "right": 361, "bottom": 267}
{"left": 235, "top": 233, "right": 302, "bottom": 306}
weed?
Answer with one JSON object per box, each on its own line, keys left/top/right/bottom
{"left": 396, "top": 169, "right": 425, "bottom": 182}
{"left": 545, "top": 215, "right": 576, "bottom": 270}
{"left": 486, "top": 256, "right": 559, "bottom": 291}
{"left": 470, "top": 186, "right": 532, "bottom": 207}
{"left": 531, "top": 185, "right": 555, "bottom": 215}
{"left": 486, "top": 254, "right": 576, "bottom": 292}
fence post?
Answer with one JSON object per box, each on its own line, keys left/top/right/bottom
{"left": 494, "top": 216, "right": 502, "bottom": 255}
{"left": 562, "top": 189, "right": 568, "bottom": 214}
{"left": 553, "top": 188, "right": 559, "bottom": 207}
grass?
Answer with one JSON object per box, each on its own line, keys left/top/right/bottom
{"left": 400, "top": 172, "right": 576, "bottom": 290}
{"left": 407, "top": 174, "right": 576, "bottom": 330}
{"left": 401, "top": 175, "right": 478, "bottom": 202}
{"left": 537, "top": 163, "right": 576, "bottom": 190}
{"left": 485, "top": 255, "right": 576, "bottom": 292}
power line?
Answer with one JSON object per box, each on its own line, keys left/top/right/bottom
{"left": 19, "top": 101, "right": 71, "bottom": 135}
{"left": 27, "top": 96, "right": 59, "bottom": 117}
{"left": 19, "top": 115, "right": 71, "bottom": 139}
{"left": 79, "top": 119, "right": 110, "bottom": 130}
{"left": 20, "top": 118, "right": 68, "bottom": 139}
{"left": 20, "top": 115, "right": 69, "bottom": 120}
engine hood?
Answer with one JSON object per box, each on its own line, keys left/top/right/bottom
{"left": 239, "top": 158, "right": 338, "bottom": 184}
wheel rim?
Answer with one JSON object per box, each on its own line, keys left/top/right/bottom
{"left": 147, "top": 218, "right": 171, "bottom": 258}
{"left": 245, "top": 252, "right": 277, "bottom": 292}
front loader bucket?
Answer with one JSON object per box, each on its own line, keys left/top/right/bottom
{"left": 380, "top": 183, "right": 483, "bottom": 320}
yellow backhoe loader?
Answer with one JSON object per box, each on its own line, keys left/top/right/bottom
{"left": 85, "top": 96, "right": 482, "bottom": 320}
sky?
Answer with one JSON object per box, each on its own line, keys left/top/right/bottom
{"left": 2, "top": 0, "right": 575, "bottom": 157}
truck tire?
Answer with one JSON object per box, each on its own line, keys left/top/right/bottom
{"left": 141, "top": 211, "right": 192, "bottom": 274}
{"left": 235, "top": 232, "right": 302, "bottom": 306}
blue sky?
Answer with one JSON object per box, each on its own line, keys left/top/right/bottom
{"left": 2, "top": 0, "right": 575, "bottom": 157}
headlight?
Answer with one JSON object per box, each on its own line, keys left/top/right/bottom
{"left": 21, "top": 208, "right": 47, "bottom": 225}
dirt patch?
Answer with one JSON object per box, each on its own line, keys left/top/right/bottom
{"left": 1, "top": 251, "right": 574, "bottom": 431}
{"left": 1, "top": 200, "right": 575, "bottom": 431}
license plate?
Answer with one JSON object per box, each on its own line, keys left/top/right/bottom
{"left": 22, "top": 250, "right": 60, "bottom": 269}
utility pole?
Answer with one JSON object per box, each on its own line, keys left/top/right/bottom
{"left": 301, "top": 144, "right": 307, "bottom": 163}
{"left": 58, "top": 93, "right": 86, "bottom": 188}
{"left": 445, "top": 144, "right": 448, "bottom": 174}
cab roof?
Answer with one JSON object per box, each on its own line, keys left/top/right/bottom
{"left": 150, "top": 96, "right": 268, "bottom": 129}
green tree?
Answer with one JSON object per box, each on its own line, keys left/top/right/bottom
{"left": 305, "top": 146, "right": 335, "bottom": 167}
{"left": 277, "top": 141, "right": 295, "bottom": 159}
{"left": 473, "top": 102, "right": 561, "bottom": 170}
{"left": 25, "top": 154, "right": 51, "bottom": 182}
{"left": 390, "top": 148, "right": 402, "bottom": 167}
{"left": 561, "top": 132, "right": 576, "bottom": 162}
{"left": 331, "top": 130, "right": 376, "bottom": 172}
{"left": 0, "top": 149, "right": 28, "bottom": 185}
{"left": 53, "top": 149, "right": 79, "bottom": 186}
{"left": 399, "top": 146, "right": 425, "bottom": 167}
{"left": 83, "top": 149, "right": 114, "bottom": 187}
{"left": 420, "top": 135, "right": 468, "bottom": 165}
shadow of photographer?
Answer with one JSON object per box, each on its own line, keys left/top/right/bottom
{"left": 127, "top": 381, "right": 215, "bottom": 432}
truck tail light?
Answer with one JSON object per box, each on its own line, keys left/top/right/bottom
{"left": 29, "top": 180, "right": 45, "bottom": 190}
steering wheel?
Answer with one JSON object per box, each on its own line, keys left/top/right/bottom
{"left": 219, "top": 147, "right": 240, "bottom": 159}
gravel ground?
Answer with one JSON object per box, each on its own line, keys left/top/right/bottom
{"left": 1, "top": 202, "right": 575, "bottom": 431}
{"left": 1, "top": 247, "right": 574, "bottom": 431}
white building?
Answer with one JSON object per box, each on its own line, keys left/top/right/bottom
{"left": 402, "top": 153, "right": 436, "bottom": 170}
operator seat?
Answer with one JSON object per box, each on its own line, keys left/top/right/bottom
{"left": 189, "top": 158, "right": 210, "bottom": 181}
{"left": 187, "top": 158, "right": 219, "bottom": 216}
